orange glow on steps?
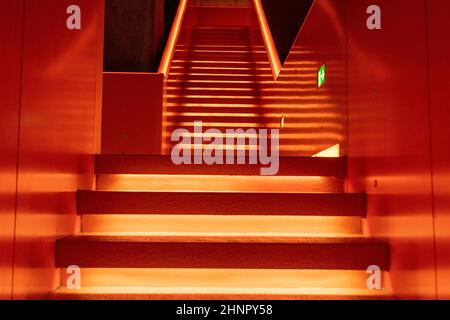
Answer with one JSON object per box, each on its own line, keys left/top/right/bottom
{"left": 56, "top": 269, "right": 392, "bottom": 299}
{"left": 96, "top": 174, "right": 343, "bottom": 193}
{"left": 81, "top": 215, "right": 363, "bottom": 236}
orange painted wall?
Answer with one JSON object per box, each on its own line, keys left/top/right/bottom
{"left": 0, "top": 0, "right": 24, "bottom": 300}
{"left": 428, "top": 0, "right": 450, "bottom": 300}
{"left": 266, "top": 0, "right": 347, "bottom": 156}
{"left": 102, "top": 72, "right": 163, "bottom": 155}
{"left": 346, "top": 0, "right": 447, "bottom": 299}
{"left": 0, "top": 0, "right": 104, "bottom": 299}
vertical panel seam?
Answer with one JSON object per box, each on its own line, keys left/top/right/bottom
{"left": 424, "top": 0, "right": 439, "bottom": 300}
{"left": 11, "top": 0, "right": 27, "bottom": 301}
{"left": 344, "top": 0, "right": 350, "bottom": 193}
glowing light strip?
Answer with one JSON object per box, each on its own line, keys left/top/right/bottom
{"left": 158, "top": 0, "right": 188, "bottom": 78}
{"left": 253, "top": 0, "right": 282, "bottom": 80}
{"left": 82, "top": 215, "right": 360, "bottom": 235}
{"left": 58, "top": 269, "right": 392, "bottom": 296}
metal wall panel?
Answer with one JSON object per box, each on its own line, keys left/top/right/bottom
{"left": 0, "top": 0, "right": 24, "bottom": 300}
{"left": 12, "top": 0, "right": 103, "bottom": 299}
{"left": 347, "top": 0, "right": 436, "bottom": 299}
{"left": 428, "top": 0, "right": 450, "bottom": 300}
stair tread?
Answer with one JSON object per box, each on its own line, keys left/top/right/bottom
{"left": 60, "top": 234, "right": 383, "bottom": 244}
{"left": 51, "top": 287, "right": 394, "bottom": 300}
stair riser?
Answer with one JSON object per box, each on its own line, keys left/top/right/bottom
{"left": 166, "top": 96, "right": 334, "bottom": 105}
{"left": 170, "top": 67, "right": 271, "bottom": 76}
{"left": 166, "top": 80, "right": 317, "bottom": 89}
{"left": 172, "top": 54, "right": 268, "bottom": 63}
{"left": 78, "top": 192, "right": 366, "bottom": 216}
{"left": 164, "top": 125, "right": 343, "bottom": 135}
{"left": 169, "top": 75, "right": 272, "bottom": 83}
{"left": 171, "top": 61, "right": 270, "bottom": 69}
{"left": 94, "top": 155, "right": 347, "bottom": 176}
{"left": 56, "top": 241, "right": 389, "bottom": 270}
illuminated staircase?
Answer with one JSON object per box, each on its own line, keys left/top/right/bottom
{"left": 52, "top": 3, "right": 391, "bottom": 300}
{"left": 165, "top": 26, "right": 273, "bottom": 155}
{"left": 164, "top": 7, "right": 345, "bottom": 157}
{"left": 52, "top": 155, "right": 392, "bottom": 300}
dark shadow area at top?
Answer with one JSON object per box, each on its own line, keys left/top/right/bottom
{"left": 261, "top": 0, "right": 314, "bottom": 65}
{"left": 104, "top": 0, "right": 180, "bottom": 72}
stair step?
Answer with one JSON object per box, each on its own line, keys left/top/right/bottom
{"left": 165, "top": 121, "right": 344, "bottom": 130}
{"left": 167, "top": 79, "right": 268, "bottom": 89}
{"left": 81, "top": 215, "right": 361, "bottom": 235}
{"left": 166, "top": 87, "right": 261, "bottom": 95}
{"left": 166, "top": 115, "right": 267, "bottom": 124}
{"left": 95, "top": 155, "right": 346, "bottom": 176}
{"left": 166, "top": 80, "right": 314, "bottom": 90}
{"left": 177, "top": 39, "right": 263, "bottom": 47}
{"left": 169, "top": 73, "right": 272, "bottom": 82}
{"left": 170, "top": 66, "right": 271, "bottom": 75}
{"left": 167, "top": 96, "right": 265, "bottom": 105}
{"left": 176, "top": 44, "right": 266, "bottom": 50}
{"left": 172, "top": 54, "right": 268, "bottom": 63}
{"left": 57, "top": 269, "right": 386, "bottom": 290}
{"left": 78, "top": 191, "right": 365, "bottom": 216}
{"left": 165, "top": 125, "right": 343, "bottom": 135}
{"left": 165, "top": 114, "right": 341, "bottom": 123}
{"left": 52, "top": 287, "right": 394, "bottom": 300}
{"left": 171, "top": 60, "right": 270, "bottom": 68}
{"left": 174, "top": 49, "right": 267, "bottom": 55}
{"left": 166, "top": 98, "right": 340, "bottom": 108}
{"left": 56, "top": 235, "right": 389, "bottom": 269}
{"left": 52, "top": 268, "right": 393, "bottom": 300}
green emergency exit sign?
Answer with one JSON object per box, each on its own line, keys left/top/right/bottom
{"left": 318, "top": 64, "right": 326, "bottom": 88}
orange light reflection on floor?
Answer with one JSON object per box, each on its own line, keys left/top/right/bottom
{"left": 96, "top": 174, "right": 342, "bottom": 193}
{"left": 81, "top": 215, "right": 362, "bottom": 236}
{"left": 58, "top": 269, "right": 392, "bottom": 297}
